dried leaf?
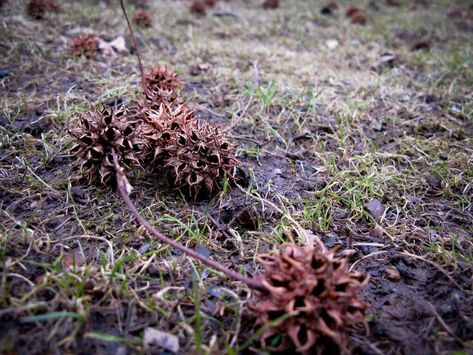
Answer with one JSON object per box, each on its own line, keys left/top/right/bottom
{"left": 108, "top": 36, "right": 128, "bottom": 53}
{"left": 386, "top": 266, "right": 401, "bottom": 281}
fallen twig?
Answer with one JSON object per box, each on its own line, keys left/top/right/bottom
{"left": 112, "top": 150, "right": 266, "bottom": 291}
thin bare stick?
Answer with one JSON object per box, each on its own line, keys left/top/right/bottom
{"left": 119, "top": 0, "right": 147, "bottom": 100}
{"left": 112, "top": 152, "right": 266, "bottom": 292}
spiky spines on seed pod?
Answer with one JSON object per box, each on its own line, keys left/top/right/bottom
{"left": 68, "top": 34, "right": 100, "bottom": 58}
{"left": 162, "top": 110, "right": 240, "bottom": 198}
{"left": 69, "top": 106, "right": 144, "bottom": 185}
{"left": 136, "top": 104, "right": 196, "bottom": 163}
{"left": 143, "top": 65, "right": 181, "bottom": 103}
{"left": 249, "top": 244, "right": 368, "bottom": 354}
{"left": 145, "top": 88, "right": 184, "bottom": 109}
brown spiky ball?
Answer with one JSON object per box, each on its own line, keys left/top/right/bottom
{"left": 143, "top": 65, "right": 181, "bottom": 104}
{"left": 144, "top": 88, "right": 184, "bottom": 110}
{"left": 68, "top": 34, "right": 100, "bottom": 58}
{"left": 163, "top": 118, "right": 240, "bottom": 198}
{"left": 133, "top": 9, "right": 152, "bottom": 28}
{"left": 345, "top": 5, "right": 362, "bottom": 17}
{"left": 69, "top": 107, "right": 144, "bottom": 185}
{"left": 204, "top": 0, "right": 217, "bottom": 7}
{"left": 190, "top": 0, "right": 206, "bottom": 15}
{"left": 263, "top": 0, "right": 279, "bottom": 9}
{"left": 350, "top": 10, "right": 367, "bottom": 25}
{"left": 137, "top": 104, "right": 195, "bottom": 163}
{"left": 139, "top": 104, "right": 239, "bottom": 198}
{"left": 250, "top": 244, "right": 368, "bottom": 354}
{"left": 26, "top": 0, "right": 59, "bottom": 19}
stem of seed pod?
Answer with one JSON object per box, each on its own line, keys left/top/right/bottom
{"left": 112, "top": 151, "right": 266, "bottom": 292}
{"left": 119, "top": 0, "right": 147, "bottom": 102}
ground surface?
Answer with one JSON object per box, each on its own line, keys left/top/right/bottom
{"left": 1, "top": 0, "right": 472, "bottom": 354}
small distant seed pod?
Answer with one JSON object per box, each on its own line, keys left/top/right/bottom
{"left": 262, "top": 0, "right": 279, "bottom": 10}
{"left": 26, "top": 0, "right": 60, "bottom": 19}
{"left": 190, "top": 0, "right": 206, "bottom": 15}
{"left": 350, "top": 10, "right": 367, "bottom": 25}
{"left": 68, "top": 34, "right": 100, "bottom": 58}
{"left": 143, "top": 65, "right": 181, "bottom": 101}
{"left": 133, "top": 9, "right": 153, "bottom": 28}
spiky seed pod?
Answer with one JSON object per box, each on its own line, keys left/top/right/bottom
{"left": 346, "top": 5, "right": 362, "bottom": 17}
{"left": 69, "top": 106, "right": 144, "bottom": 185}
{"left": 350, "top": 10, "right": 367, "bottom": 25}
{"left": 190, "top": 0, "right": 206, "bottom": 15}
{"left": 204, "top": 0, "right": 217, "bottom": 7}
{"left": 145, "top": 87, "right": 184, "bottom": 110}
{"left": 138, "top": 104, "right": 197, "bottom": 163}
{"left": 249, "top": 244, "right": 368, "bottom": 354}
{"left": 143, "top": 65, "right": 181, "bottom": 104}
{"left": 162, "top": 112, "right": 240, "bottom": 198}
{"left": 68, "top": 34, "right": 100, "bottom": 58}
{"left": 262, "top": 0, "right": 279, "bottom": 9}
{"left": 26, "top": 0, "right": 59, "bottom": 19}
{"left": 133, "top": 9, "right": 152, "bottom": 28}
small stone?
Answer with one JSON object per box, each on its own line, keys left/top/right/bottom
{"left": 365, "top": 198, "right": 385, "bottom": 222}
{"left": 325, "top": 39, "right": 339, "bottom": 50}
{"left": 272, "top": 168, "right": 283, "bottom": 176}
{"left": 138, "top": 243, "right": 151, "bottom": 254}
{"left": 0, "top": 68, "right": 10, "bottom": 79}
{"left": 143, "top": 327, "right": 179, "bottom": 353}
{"left": 195, "top": 245, "right": 210, "bottom": 258}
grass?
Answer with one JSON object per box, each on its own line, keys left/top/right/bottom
{"left": 1, "top": 0, "right": 472, "bottom": 353}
